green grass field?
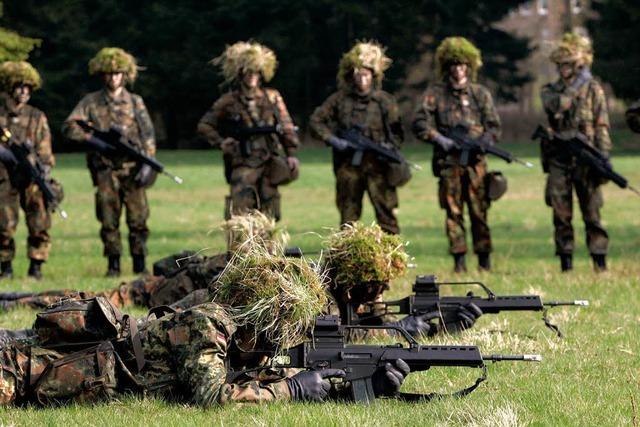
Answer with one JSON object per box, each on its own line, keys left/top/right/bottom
{"left": 0, "top": 140, "right": 639, "bottom": 426}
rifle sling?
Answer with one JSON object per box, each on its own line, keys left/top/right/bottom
{"left": 542, "top": 307, "right": 563, "bottom": 338}
{"left": 397, "top": 364, "right": 488, "bottom": 402}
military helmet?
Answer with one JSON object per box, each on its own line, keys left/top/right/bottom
{"left": 435, "top": 37, "right": 483, "bottom": 81}
{"left": 212, "top": 41, "right": 278, "bottom": 85}
{"left": 0, "top": 61, "right": 42, "bottom": 92}
{"left": 337, "top": 41, "right": 392, "bottom": 89}
{"left": 88, "top": 47, "right": 139, "bottom": 83}
{"left": 550, "top": 32, "right": 593, "bottom": 66}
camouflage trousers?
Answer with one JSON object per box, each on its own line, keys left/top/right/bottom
{"left": 227, "top": 165, "right": 280, "bottom": 221}
{"left": 438, "top": 162, "right": 491, "bottom": 255}
{"left": 94, "top": 168, "right": 149, "bottom": 257}
{"left": 0, "top": 180, "right": 51, "bottom": 262}
{"left": 334, "top": 161, "right": 399, "bottom": 234}
{"left": 545, "top": 162, "right": 608, "bottom": 255}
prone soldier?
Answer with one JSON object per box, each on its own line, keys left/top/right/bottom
{"left": 198, "top": 41, "right": 300, "bottom": 221}
{"left": 539, "top": 33, "right": 611, "bottom": 271}
{"left": 309, "top": 42, "right": 406, "bottom": 234}
{"left": 62, "top": 48, "right": 156, "bottom": 277}
{"left": 0, "top": 61, "right": 56, "bottom": 280}
{"left": 413, "top": 37, "right": 502, "bottom": 272}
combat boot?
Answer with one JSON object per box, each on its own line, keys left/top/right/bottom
{"left": 106, "top": 255, "right": 121, "bottom": 277}
{"left": 132, "top": 254, "right": 147, "bottom": 274}
{"left": 0, "top": 261, "right": 13, "bottom": 280}
{"left": 592, "top": 254, "right": 607, "bottom": 272}
{"left": 453, "top": 253, "right": 467, "bottom": 273}
{"left": 560, "top": 254, "right": 573, "bottom": 272}
{"left": 27, "top": 259, "right": 43, "bottom": 280}
{"left": 478, "top": 252, "right": 491, "bottom": 271}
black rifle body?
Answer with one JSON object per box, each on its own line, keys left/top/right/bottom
{"left": 336, "top": 127, "right": 404, "bottom": 167}
{"left": 447, "top": 125, "right": 527, "bottom": 167}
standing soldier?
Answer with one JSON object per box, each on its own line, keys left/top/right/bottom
{"left": 539, "top": 33, "right": 611, "bottom": 272}
{"left": 198, "top": 41, "right": 300, "bottom": 221}
{"left": 62, "top": 48, "right": 156, "bottom": 277}
{"left": 309, "top": 42, "right": 406, "bottom": 235}
{"left": 413, "top": 37, "right": 501, "bottom": 272}
{"left": 0, "top": 61, "right": 54, "bottom": 280}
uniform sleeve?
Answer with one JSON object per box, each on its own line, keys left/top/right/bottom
{"left": 412, "top": 86, "right": 439, "bottom": 143}
{"left": 34, "top": 111, "right": 54, "bottom": 167}
{"left": 197, "top": 97, "right": 228, "bottom": 149}
{"left": 61, "top": 96, "right": 91, "bottom": 142}
{"left": 309, "top": 92, "right": 340, "bottom": 143}
{"left": 381, "top": 93, "right": 404, "bottom": 148}
{"left": 175, "top": 308, "right": 291, "bottom": 406}
{"left": 267, "top": 89, "right": 299, "bottom": 157}
{"left": 590, "top": 81, "right": 612, "bottom": 154}
{"left": 133, "top": 95, "right": 156, "bottom": 157}
{"left": 477, "top": 86, "right": 502, "bottom": 142}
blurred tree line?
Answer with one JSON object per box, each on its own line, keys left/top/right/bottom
{"left": 2, "top": 0, "right": 534, "bottom": 149}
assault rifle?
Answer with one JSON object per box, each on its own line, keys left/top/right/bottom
{"left": 333, "top": 126, "right": 421, "bottom": 170}
{"left": 226, "top": 315, "right": 541, "bottom": 403}
{"left": 74, "top": 120, "right": 183, "bottom": 184}
{"left": 217, "top": 117, "right": 296, "bottom": 158}
{"left": 446, "top": 125, "right": 533, "bottom": 168}
{"left": 0, "top": 127, "right": 68, "bottom": 219}
{"left": 347, "top": 275, "right": 588, "bottom": 338}
{"left": 532, "top": 125, "right": 640, "bottom": 196}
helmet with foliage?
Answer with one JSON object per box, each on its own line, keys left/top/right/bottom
{"left": 337, "top": 41, "right": 392, "bottom": 89}
{"left": 221, "top": 210, "right": 289, "bottom": 254}
{"left": 88, "top": 47, "right": 139, "bottom": 83}
{"left": 435, "top": 37, "right": 483, "bottom": 81}
{"left": 550, "top": 32, "right": 593, "bottom": 66}
{"left": 0, "top": 61, "right": 41, "bottom": 92}
{"left": 212, "top": 41, "right": 278, "bottom": 85}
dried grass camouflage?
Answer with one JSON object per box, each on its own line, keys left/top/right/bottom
{"left": 435, "top": 37, "right": 483, "bottom": 81}
{"left": 323, "top": 222, "right": 409, "bottom": 292}
{"left": 0, "top": 61, "right": 41, "bottom": 91}
{"left": 220, "top": 210, "right": 289, "bottom": 254}
{"left": 550, "top": 32, "right": 593, "bottom": 66}
{"left": 337, "top": 41, "right": 391, "bottom": 89}
{"left": 88, "top": 47, "right": 139, "bottom": 83}
{"left": 212, "top": 238, "right": 327, "bottom": 350}
{"left": 212, "top": 41, "right": 278, "bottom": 84}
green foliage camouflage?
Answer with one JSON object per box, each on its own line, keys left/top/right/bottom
{"left": 0, "top": 60, "right": 41, "bottom": 91}
{"left": 337, "top": 41, "right": 391, "bottom": 89}
{"left": 435, "top": 37, "right": 483, "bottom": 82}
{"left": 88, "top": 47, "right": 138, "bottom": 83}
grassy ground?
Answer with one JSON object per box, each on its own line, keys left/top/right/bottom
{"left": 0, "top": 140, "right": 639, "bottom": 426}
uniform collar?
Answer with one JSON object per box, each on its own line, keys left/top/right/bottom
{"left": 101, "top": 87, "right": 130, "bottom": 104}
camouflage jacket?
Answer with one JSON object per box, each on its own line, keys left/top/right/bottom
{"left": 309, "top": 89, "right": 404, "bottom": 165}
{"left": 540, "top": 77, "right": 612, "bottom": 155}
{"left": 413, "top": 81, "right": 501, "bottom": 174}
{"left": 62, "top": 88, "right": 156, "bottom": 171}
{"left": 0, "top": 97, "right": 54, "bottom": 180}
{"left": 197, "top": 87, "right": 299, "bottom": 167}
{"left": 135, "top": 302, "right": 291, "bottom": 405}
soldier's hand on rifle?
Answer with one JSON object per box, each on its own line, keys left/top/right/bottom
{"left": 327, "top": 135, "right": 350, "bottom": 152}
{"left": 443, "top": 303, "right": 483, "bottom": 333}
{"left": 433, "top": 133, "right": 456, "bottom": 152}
{"left": 372, "top": 359, "right": 410, "bottom": 397}
{"left": 388, "top": 311, "right": 439, "bottom": 337}
{"left": 287, "top": 156, "right": 300, "bottom": 175}
{"left": 134, "top": 164, "right": 155, "bottom": 187}
{"left": 286, "top": 369, "right": 346, "bottom": 402}
{"left": 220, "top": 137, "right": 238, "bottom": 155}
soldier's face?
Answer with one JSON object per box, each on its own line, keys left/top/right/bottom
{"left": 353, "top": 68, "right": 374, "bottom": 94}
{"left": 241, "top": 71, "right": 261, "bottom": 90}
{"left": 103, "top": 72, "right": 125, "bottom": 91}
{"left": 11, "top": 84, "right": 31, "bottom": 105}
{"left": 558, "top": 62, "right": 575, "bottom": 80}
{"left": 449, "top": 63, "right": 468, "bottom": 84}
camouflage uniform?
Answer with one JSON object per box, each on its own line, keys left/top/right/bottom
{"left": 413, "top": 81, "right": 501, "bottom": 255}
{"left": 540, "top": 78, "right": 611, "bottom": 256}
{"left": 310, "top": 90, "right": 404, "bottom": 234}
{"left": 0, "top": 96, "right": 54, "bottom": 263}
{"left": 0, "top": 302, "right": 291, "bottom": 406}
{"left": 62, "top": 88, "right": 155, "bottom": 257}
{"left": 198, "top": 87, "right": 299, "bottom": 221}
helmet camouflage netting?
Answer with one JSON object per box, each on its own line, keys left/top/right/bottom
{"left": 337, "top": 41, "right": 392, "bottom": 89}
{"left": 212, "top": 41, "right": 278, "bottom": 84}
{"left": 0, "top": 61, "right": 42, "bottom": 92}
{"left": 550, "top": 32, "right": 593, "bottom": 66}
{"left": 88, "top": 47, "right": 139, "bottom": 83}
{"left": 435, "top": 37, "right": 483, "bottom": 82}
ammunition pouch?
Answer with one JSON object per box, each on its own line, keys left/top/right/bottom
{"left": 485, "top": 171, "right": 507, "bottom": 202}
{"left": 386, "top": 161, "right": 412, "bottom": 187}
{"left": 267, "top": 155, "right": 298, "bottom": 186}
{"left": 48, "top": 178, "right": 64, "bottom": 204}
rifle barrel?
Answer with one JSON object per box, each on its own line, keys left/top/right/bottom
{"left": 484, "top": 354, "right": 542, "bottom": 362}
{"left": 628, "top": 185, "right": 640, "bottom": 197}
{"left": 163, "top": 171, "right": 183, "bottom": 184}
{"left": 545, "top": 300, "right": 589, "bottom": 307}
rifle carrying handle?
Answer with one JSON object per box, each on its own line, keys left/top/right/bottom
{"left": 350, "top": 377, "right": 376, "bottom": 404}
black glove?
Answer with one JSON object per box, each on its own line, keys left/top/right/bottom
{"left": 443, "top": 303, "right": 483, "bottom": 334}
{"left": 372, "top": 359, "right": 410, "bottom": 397}
{"left": 134, "top": 164, "right": 155, "bottom": 188}
{"left": 286, "top": 369, "right": 346, "bottom": 402}
{"left": 433, "top": 133, "right": 456, "bottom": 152}
{"left": 387, "top": 311, "right": 439, "bottom": 338}
{"left": 327, "top": 135, "right": 350, "bottom": 152}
